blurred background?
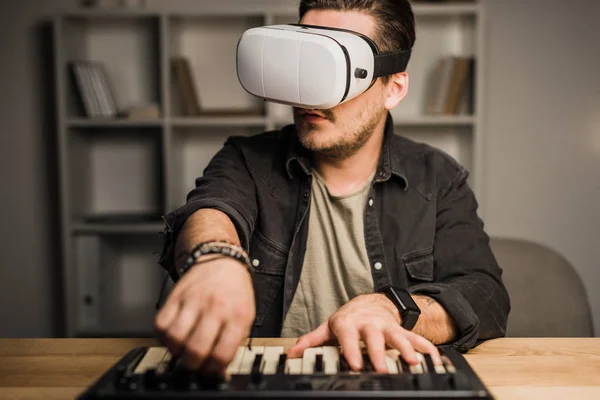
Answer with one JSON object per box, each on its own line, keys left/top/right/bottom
{"left": 0, "top": 0, "right": 598, "bottom": 339}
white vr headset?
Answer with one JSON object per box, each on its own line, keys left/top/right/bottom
{"left": 236, "top": 24, "right": 411, "bottom": 110}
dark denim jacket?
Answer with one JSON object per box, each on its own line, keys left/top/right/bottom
{"left": 159, "top": 113, "right": 510, "bottom": 352}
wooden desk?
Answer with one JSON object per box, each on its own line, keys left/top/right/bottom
{"left": 0, "top": 338, "right": 598, "bottom": 400}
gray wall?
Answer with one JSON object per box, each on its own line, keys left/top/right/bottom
{"left": 0, "top": 0, "right": 598, "bottom": 336}
{"left": 482, "top": 0, "right": 600, "bottom": 335}
{"left": 0, "top": 0, "right": 73, "bottom": 337}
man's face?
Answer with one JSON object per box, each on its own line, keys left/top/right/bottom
{"left": 294, "top": 10, "right": 389, "bottom": 159}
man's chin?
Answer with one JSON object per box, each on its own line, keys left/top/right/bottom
{"left": 295, "top": 122, "right": 320, "bottom": 140}
{"left": 297, "top": 131, "right": 337, "bottom": 153}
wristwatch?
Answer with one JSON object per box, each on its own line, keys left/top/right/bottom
{"left": 381, "top": 286, "right": 421, "bottom": 330}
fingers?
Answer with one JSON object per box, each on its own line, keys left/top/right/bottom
{"left": 155, "top": 292, "right": 180, "bottom": 331}
{"left": 154, "top": 296, "right": 180, "bottom": 344}
{"left": 153, "top": 257, "right": 256, "bottom": 376}
{"left": 385, "top": 327, "right": 442, "bottom": 367}
{"left": 330, "top": 318, "right": 362, "bottom": 371}
{"left": 161, "top": 299, "right": 200, "bottom": 357}
{"left": 385, "top": 327, "right": 419, "bottom": 365}
{"left": 179, "top": 310, "right": 223, "bottom": 369}
{"left": 208, "top": 323, "right": 248, "bottom": 373}
{"left": 361, "top": 325, "right": 388, "bottom": 373}
{"left": 405, "top": 331, "right": 442, "bottom": 366}
{"left": 287, "top": 322, "right": 332, "bottom": 358}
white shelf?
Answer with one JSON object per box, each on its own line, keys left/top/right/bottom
{"left": 268, "top": 2, "right": 479, "bottom": 19}
{"left": 62, "top": 3, "right": 480, "bottom": 20}
{"left": 394, "top": 115, "right": 476, "bottom": 127}
{"left": 270, "top": 115, "right": 475, "bottom": 128}
{"left": 72, "top": 222, "right": 165, "bottom": 234}
{"left": 412, "top": 3, "right": 480, "bottom": 17}
{"left": 68, "top": 116, "right": 269, "bottom": 128}
{"left": 67, "top": 118, "right": 163, "bottom": 128}
{"left": 62, "top": 10, "right": 160, "bottom": 19}
{"left": 171, "top": 116, "right": 267, "bottom": 128}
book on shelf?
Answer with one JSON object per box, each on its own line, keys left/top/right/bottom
{"left": 424, "top": 56, "right": 475, "bottom": 116}
{"left": 69, "top": 61, "right": 118, "bottom": 119}
{"left": 457, "top": 58, "right": 475, "bottom": 115}
{"left": 170, "top": 56, "right": 265, "bottom": 118}
{"left": 171, "top": 56, "right": 202, "bottom": 116}
{"left": 121, "top": 104, "right": 161, "bottom": 120}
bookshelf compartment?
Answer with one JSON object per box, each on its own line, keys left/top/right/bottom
{"left": 61, "top": 16, "right": 162, "bottom": 119}
{"left": 170, "top": 126, "right": 265, "bottom": 211}
{"left": 397, "top": 126, "right": 474, "bottom": 174}
{"left": 68, "top": 127, "right": 164, "bottom": 222}
{"left": 168, "top": 15, "right": 266, "bottom": 117}
{"left": 73, "top": 233, "right": 170, "bottom": 336}
{"left": 67, "top": 118, "right": 163, "bottom": 128}
{"left": 392, "top": 14, "right": 477, "bottom": 119}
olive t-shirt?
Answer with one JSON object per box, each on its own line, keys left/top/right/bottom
{"left": 281, "top": 170, "right": 375, "bottom": 337}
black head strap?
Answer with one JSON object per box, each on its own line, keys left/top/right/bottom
{"left": 373, "top": 50, "right": 412, "bottom": 78}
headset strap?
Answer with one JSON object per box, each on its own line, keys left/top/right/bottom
{"left": 373, "top": 50, "right": 412, "bottom": 78}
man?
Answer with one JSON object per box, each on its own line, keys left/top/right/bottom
{"left": 155, "top": 0, "right": 510, "bottom": 375}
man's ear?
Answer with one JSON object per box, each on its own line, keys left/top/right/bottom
{"left": 383, "top": 72, "right": 409, "bottom": 110}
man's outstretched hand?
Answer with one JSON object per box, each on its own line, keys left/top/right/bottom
{"left": 154, "top": 257, "right": 255, "bottom": 374}
{"left": 287, "top": 293, "right": 442, "bottom": 373}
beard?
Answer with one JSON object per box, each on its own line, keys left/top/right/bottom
{"left": 293, "top": 101, "right": 386, "bottom": 161}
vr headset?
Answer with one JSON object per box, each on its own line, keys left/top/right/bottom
{"left": 236, "top": 24, "right": 411, "bottom": 110}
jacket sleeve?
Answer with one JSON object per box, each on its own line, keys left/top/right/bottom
{"left": 158, "top": 137, "right": 257, "bottom": 279}
{"left": 408, "top": 166, "right": 511, "bottom": 352}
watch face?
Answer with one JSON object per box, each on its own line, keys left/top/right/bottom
{"left": 401, "top": 308, "right": 421, "bottom": 330}
{"left": 384, "top": 286, "right": 420, "bottom": 330}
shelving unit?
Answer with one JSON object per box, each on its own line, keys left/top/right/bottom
{"left": 54, "top": 1, "right": 485, "bottom": 337}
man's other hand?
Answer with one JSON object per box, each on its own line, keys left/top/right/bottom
{"left": 154, "top": 257, "right": 255, "bottom": 373}
{"left": 287, "top": 293, "right": 442, "bottom": 372}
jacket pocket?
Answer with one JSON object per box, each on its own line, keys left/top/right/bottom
{"left": 402, "top": 249, "right": 434, "bottom": 282}
{"left": 248, "top": 230, "right": 288, "bottom": 326}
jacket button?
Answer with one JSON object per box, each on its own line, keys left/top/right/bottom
{"left": 252, "top": 259, "right": 260, "bottom": 267}
{"left": 368, "top": 198, "right": 374, "bottom": 207}
{"left": 303, "top": 191, "right": 309, "bottom": 199}
{"left": 374, "top": 262, "right": 383, "bottom": 270}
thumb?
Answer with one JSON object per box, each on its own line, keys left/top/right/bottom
{"left": 287, "top": 322, "right": 332, "bottom": 358}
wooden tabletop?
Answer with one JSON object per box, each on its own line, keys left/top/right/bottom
{"left": 0, "top": 338, "right": 598, "bottom": 400}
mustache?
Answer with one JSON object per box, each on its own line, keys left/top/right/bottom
{"left": 293, "top": 107, "right": 335, "bottom": 122}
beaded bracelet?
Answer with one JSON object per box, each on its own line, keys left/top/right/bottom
{"left": 178, "top": 241, "right": 252, "bottom": 277}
